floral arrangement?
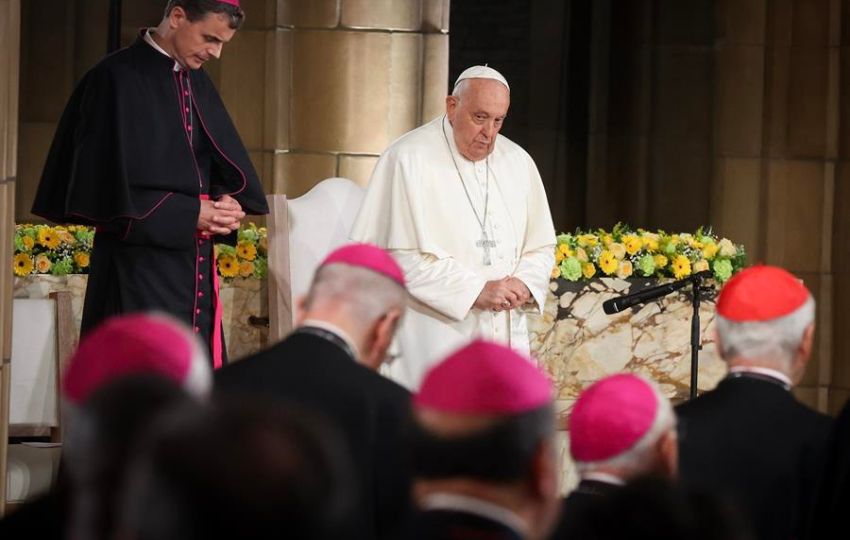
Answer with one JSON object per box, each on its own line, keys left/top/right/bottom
{"left": 551, "top": 224, "right": 746, "bottom": 283}
{"left": 214, "top": 223, "right": 268, "bottom": 281}
{"left": 13, "top": 224, "right": 95, "bottom": 277}
{"left": 13, "top": 223, "right": 268, "bottom": 282}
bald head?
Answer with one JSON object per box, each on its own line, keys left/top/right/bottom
{"left": 446, "top": 78, "right": 510, "bottom": 162}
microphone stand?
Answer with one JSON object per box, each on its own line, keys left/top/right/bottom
{"left": 602, "top": 271, "right": 714, "bottom": 400}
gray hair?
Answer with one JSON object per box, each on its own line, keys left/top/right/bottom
{"left": 715, "top": 296, "right": 815, "bottom": 370}
{"left": 304, "top": 263, "right": 407, "bottom": 331}
{"left": 574, "top": 380, "right": 676, "bottom": 477}
{"left": 451, "top": 79, "right": 469, "bottom": 99}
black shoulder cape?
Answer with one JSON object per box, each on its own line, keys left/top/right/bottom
{"left": 32, "top": 36, "right": 268, "bottom": 223}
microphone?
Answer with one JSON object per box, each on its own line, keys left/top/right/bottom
{"left": 602, "top": 270, "right": 713, "bottom": 315}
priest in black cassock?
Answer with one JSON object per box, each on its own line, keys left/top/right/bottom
{"left": 31, "top": 0, "right": 268, "bottom": 369}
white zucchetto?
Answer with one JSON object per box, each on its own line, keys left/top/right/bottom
{"left": 453, "top": 65, "right": 510, "bottom": 92}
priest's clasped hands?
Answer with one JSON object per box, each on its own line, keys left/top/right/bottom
{"left": 197, "top": 194, "right": 246, "bottom": 235}
{"left": 474, "top": 276, "right": 532, "bottom": 312}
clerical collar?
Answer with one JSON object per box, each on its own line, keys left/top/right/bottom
{"left": 421, "top": 493, "right": 528, "bottom": 537}
{"left": 727, "top": 366, "right": 792, "bottom": 391}
{"left": 297, "top": 319, "right": 361, "bottom": 361}
{"left": 580, "top": 472, "right": 626, "bottom": 487}
{"left": 144, "top": 29, "right": 183, "bottom": 72}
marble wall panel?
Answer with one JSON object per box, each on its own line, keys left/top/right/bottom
{"left": 421, "top": 33, "right": 449, "bottom": 123}
{"left": 265, "top": 29, "right": 292, "bottom": 151}
{"left": 218, "top": 30, "right": 268, "bottom": 151}
{"left": 338, "top": 155, "right": 379, "bottom": 187}
{"left": 529, "top": 278, "right": 725, "bottom": 407}
{"left": 421, "top": 0, "right": 450, "bottom": 33}
{"left": 277, "top": 0, "right": 340, "bottom": 28}
{"left": 290, "top": 30, "right": 391, "bottom": 153}
{"left": 341, "top": 0, "right": 421, "bottom": 31}
{"left": 716, "top": 46, "right": 764, "bottom": 157}
{"left": 717, "top": 0, "right": 766, "bottom": 45}
{"left": 786, "top": 48, "right": 829, "bottom": 158}
{"left": 712, "top": 158, "right": 762, "bottom": 259}
{"left": 272, "top": 152, "right": 338, "bottom": 196}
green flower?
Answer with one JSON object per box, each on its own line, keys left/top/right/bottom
{"left": 51, "top": 257, "right": 74, "bottom": 276}
{"left": 252, "top": 258, "right": 268, "bottom": 279}
{"left": 74, "top": 229, "right": 95, "bottom": 246}
{"left": 637, "top": 253, "right": 656, "bottom": 277}
{"left": 238, "top": 226, "right": 259, "bottom": 243}
{"left": 216, "top": 244, "right": 237, "bottom": 258}
{"left": 559, "top": 257, "right": 582, "bottom": 281}
{"left": 713, "top": 258, "right": 733, "bottom": 282}
{"left": 556, "top": 233, "right": 573, "bottom": 246}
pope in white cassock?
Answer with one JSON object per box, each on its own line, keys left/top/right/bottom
{"left": 351, "top": 65, "right": 556, "bottom": 389}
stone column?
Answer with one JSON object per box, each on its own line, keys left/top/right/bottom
{"left": 212, "top": 0, "right": 450, "bottom": 198}
{"left": 713, "top": 0, "right": 840, "bottom": 413}
{"left": 0, "top": 0, "right": 20, "bottom": 516}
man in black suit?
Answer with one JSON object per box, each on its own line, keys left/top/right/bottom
{"left": 214, "top": 243, "right": 411, "bottom": 540}
{"left": 407, "top": 340, "right": 561, "bottom": 540}
{"left": 550, "top": 373, "right": 678, "bottom": 539}
{"left": 676, "top": 265, "right": 833, "bottom": 540}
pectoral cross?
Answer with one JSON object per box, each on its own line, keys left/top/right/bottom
{"left": 476, "top": 229, "right": 497, "bottom": 266}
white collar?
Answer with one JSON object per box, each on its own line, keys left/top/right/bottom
{"left": 728, "top": 366, "right": 792, "bottom": 389}
{"left": 421, "top": 492, "right": 528, "bottom": 537}
{"left": 579, "top": 472, "right": 626, "bottom": 486}
{"left": 298, "top": 319, "right": 361, "bottom": 361}
{"left": 144, "top": 28, "right": 183, "bottom": 72}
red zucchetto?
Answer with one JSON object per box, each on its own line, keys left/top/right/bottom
{"left": 716, "top": 265, "right": 809, "bottom": 322}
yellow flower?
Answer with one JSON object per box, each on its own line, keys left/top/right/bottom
{"left": 701, "top": 242, "right": 719, "bottom": 260}
{"left": 575, "top": 247, "right": 589, "bottom": 263}
{"left": 557, "top": 244, "right": 575, "bottom": 257}
{"left": 582, "top": 262, "right": 596, "bottom": 279}
{"left": 22, "top": 236, "right": 35, "bottom": 251}
{"left": 239, "top": 261, "right": 255, "bottom": 278}
{"left": 608, "top": 243, "right": 626, "bottom": 260}
{"left": 616, "top": 260, "right": 634, "bottom": 279}
{"left": 74, "top": 251, "right": 90, "bottom": 268}
{"left": 555, "top": 250, "right": 565, "bottom": 263}
{"left": 718, "top": 238, "right": 737, "bottom": 257}
{"left": 672, "top": 255, "right": 691, "bottom": 279}
{"left": 654, "top": 254, "right": 669, "bottom": 269}
{"left": 13, "top": 254, "right": 33, "bottom": 276}
{"left": 693, "top": 259, "right": 710, "bottom": 273}
{"left": 37, "top": 227, "right": 60, "bottom": 249}
{"left": 623, "top": 235, "right": 643, "bottom": 256}
{"left": 218, "top": 255, "right": 238, "bottom": 278}
{"left": 551, "top": 265, "right": 561, "bottom": 279}
{"left": 35, "top": 254, "right": 52, "bottom": 273}
{"left": 237, "top": 242, "right": 257, "bottom": 262}
{"left": 577, "top": 234, "right": 598, "bottom": 248}
{"left": 641, "top": 232, "right": 660, "bottom": 252}
{"left": 599, "top": 250, "right": 618, "bottom": 275}
{"left": 258, "top": 236, "right": 268, "bottom": 255}
{"left": 57, "top": 229, "right": 76, "bottom": 245}
{"left": 601, "top": 234, "right": 614, "bottom": 247}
